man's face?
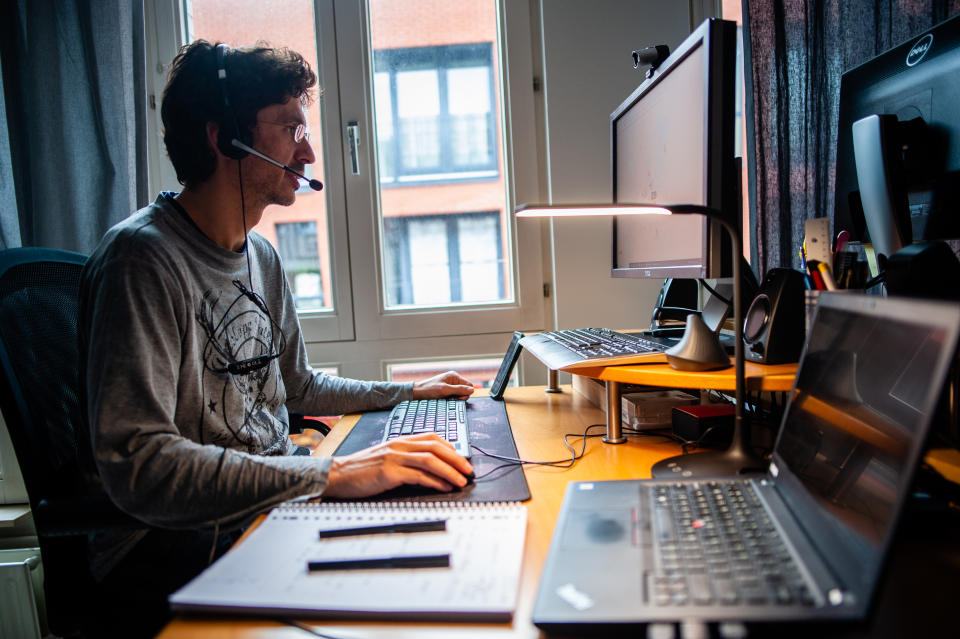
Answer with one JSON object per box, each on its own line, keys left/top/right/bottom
{"left": 244, "top": 97, "right": 316, "bottom": 209}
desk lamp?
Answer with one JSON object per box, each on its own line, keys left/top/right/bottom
{"left": 516, "top": 203, "right": 766, "bottom": 478}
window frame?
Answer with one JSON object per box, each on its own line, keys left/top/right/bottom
{"left": 383, "top": 209, "right": 504, "bottom": 307}
{"left": 334, "top": 0, "right": 545, "bottom": 343}
{"left": 374, "top": 43, "right": 499, "bottom": 186}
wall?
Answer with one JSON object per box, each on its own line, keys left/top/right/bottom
{"left": 0, "top": 412, "right": 26, "bottom": 505}
{"left": 536, "top": 0, "right": 715, "bottom": 331}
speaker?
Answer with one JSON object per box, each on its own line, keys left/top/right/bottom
{"left": 742, "top": 268, "right": 805, "bottom": 364}
{"left": 215, "top": 44, "right": 251, "bottom": 159}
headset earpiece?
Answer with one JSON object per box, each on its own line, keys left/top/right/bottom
{"left": 215, "top": 44, "right": 250, "bottom": 159}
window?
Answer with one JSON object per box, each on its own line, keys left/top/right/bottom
{"left": 374, "top": 44, "right": 497, "bottom": 185}
{"left": 382, "top": 211, "right": 504, "bottom": 307}
{"left": 387, "top": 357, "right": 516, "bottom": 390}
{"left": 275, "top": 222, "right": 324, "bottom": 310}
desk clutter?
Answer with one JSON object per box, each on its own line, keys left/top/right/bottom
{"left": 170, "top": 500, "right": 527, "bottom": 621}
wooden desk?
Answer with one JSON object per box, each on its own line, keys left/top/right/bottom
{"left": 157, "top": 385, "right": 960, "bottom": 639}
{"left": 157, "top": 385, "right": 683, "bottom": 638}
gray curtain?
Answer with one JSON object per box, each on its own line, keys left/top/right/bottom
{"left": 742, "top": 0, "right": 960, "bottom": 276}
{"left": 0, "top": 0, "right": 148, "bottom": 254}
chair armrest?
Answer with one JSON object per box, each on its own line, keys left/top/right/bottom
{"left": 289, "top": 412, "right": 332, "bottom": 436}
{"left": 34, "top": 495, "right": 147, "bottom": 537}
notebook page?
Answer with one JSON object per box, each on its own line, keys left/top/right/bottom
{"left": 170, "top": 501, "right": 527, "bottom": 620}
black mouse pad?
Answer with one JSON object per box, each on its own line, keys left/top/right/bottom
{"left": 331, "top": 397, "right": 530, "bottom": 503}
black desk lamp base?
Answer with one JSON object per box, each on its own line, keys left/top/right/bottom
{"left": 650, "top": 447, "right": 767, "bottom": 479}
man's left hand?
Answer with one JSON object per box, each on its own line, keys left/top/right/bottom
{"left": 412, "top": 370, "right": 475, "bottom": 400}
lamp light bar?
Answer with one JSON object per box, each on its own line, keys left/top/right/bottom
{"left": 514, "top": 204, "right": 672, "bottom": 217}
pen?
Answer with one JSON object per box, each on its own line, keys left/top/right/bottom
{"left": 817, "top": 262, "right": 838, "bottom": 291}
{"left": 307, "top": 554, "right": 451, "bottom": 571}
{"left": 835, "top": 229, "right": 850, "bottom": 253}
{"left": 806, "top": 260, "right": 826, "bottom": 290}
{"left": 318, "top": 519, "right": 447, "bottom": 538}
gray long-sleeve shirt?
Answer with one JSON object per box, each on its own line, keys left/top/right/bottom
{"left": 80, "top": 193, "right": 412, "bottom": 576}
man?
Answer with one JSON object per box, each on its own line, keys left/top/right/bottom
{"left": 79, "top": 40, "right": 474, "bottom": 636}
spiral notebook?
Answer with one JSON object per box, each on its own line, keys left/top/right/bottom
{"left": 170, "top": 500, "right": 527, "bottom": 622}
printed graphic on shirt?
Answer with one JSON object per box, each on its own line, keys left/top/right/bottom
{"left": 195, "top": 281, "right": 286, "bottom": 452}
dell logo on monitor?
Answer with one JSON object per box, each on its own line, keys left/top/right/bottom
{"left": 907, "top": 34, "right": 934, "bottom": 66}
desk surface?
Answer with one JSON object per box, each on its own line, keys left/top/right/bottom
{"left": 158, "top": 385, "right": 960, "bottom": 639}
{"left": 157, "top": 385, "right": 681, "bottom": 638}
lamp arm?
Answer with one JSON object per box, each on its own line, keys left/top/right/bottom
{"left": 671, "top": 205, "right": 748, "bottom": 457}
{"left": 714, "top": 215, "right": 747, "bottom": 457}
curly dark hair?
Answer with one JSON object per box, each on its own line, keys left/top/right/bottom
{"left": 160, "top": 40, "right": 317, "bottom": 187}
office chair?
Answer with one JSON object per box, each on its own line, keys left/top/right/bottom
{"left": 0, "top": 247, "right": 145, "bottom": 638}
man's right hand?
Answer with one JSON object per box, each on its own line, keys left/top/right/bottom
{"left": 321, "top": 433, "right": 474, "bottom": 498}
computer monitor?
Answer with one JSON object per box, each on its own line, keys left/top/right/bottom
{"left": 611, "top": 18, "right": 739, "bottom": 280}
{"left": 834, "top": 13, "right": 960, "bottom": 255}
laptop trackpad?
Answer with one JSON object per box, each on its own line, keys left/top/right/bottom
{"left": 558, "top": 509, "right": 633, "bottom": 549}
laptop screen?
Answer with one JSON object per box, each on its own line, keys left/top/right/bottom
{"left": 771, "top": 293, "right": 959, "bottom": 595}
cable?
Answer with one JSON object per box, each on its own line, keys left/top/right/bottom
{"left": 469, "top": 420, "right": 716, "bottom": 476}
{"left": 470, "top": 423, "right": 608, "bottom": 474}
{"left": 276, "top": 618, "right": 345, "bottom": 639}
{"left": 237, "top": 160, "right": 254, "bottom": 290}
{"left": 699, "top": 278, "right": 731, "bottom": 306}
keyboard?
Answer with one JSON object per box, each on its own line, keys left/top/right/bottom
{"left": 381, "top": 399, "right": 471, "bottom": 458}
{"left": 519, "top": 327, "right": 675, "bottom": 370}
{"left": 648, "top": 482, "right": 813, "bottom": 608}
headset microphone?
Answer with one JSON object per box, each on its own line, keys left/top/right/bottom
{"left": 231, "top": 139, "right": 323, "bottom": 191}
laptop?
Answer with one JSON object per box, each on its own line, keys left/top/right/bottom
{"left": 533, "top": 292, "right": 960, "bottom": 630}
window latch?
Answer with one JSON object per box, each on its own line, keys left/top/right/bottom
{"left": 347, "top": 121, "right": 361, "bottom": 176}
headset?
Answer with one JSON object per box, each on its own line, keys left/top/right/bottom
{"left": 215, "top": 44, "right": 250, "bottom": 159}
{"left": 213, "top": 44, "right": 322, "bottom": 190}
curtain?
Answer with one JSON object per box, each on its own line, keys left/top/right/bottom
{"left": 0, "top": 0, "right": 147, "bottom": 254}
{"left": 742, "top": 0, "right": 960, "bottom": 275}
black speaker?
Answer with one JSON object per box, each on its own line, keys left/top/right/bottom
{"left": 215, "top": 44, "right": 250, "bottom": 159}
{"left": 742, "top": 268, "right": 805, "bottom": 364}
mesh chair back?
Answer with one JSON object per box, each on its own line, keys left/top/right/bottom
{"left": 0, "top": 249, "right": 89, "bottom": 506}
{"left": 0, "top": 248, "right": 103, "bottom": 636}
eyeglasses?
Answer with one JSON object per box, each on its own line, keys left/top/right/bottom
{"left": 202, "top": 280, "right": 287, "bottom": 376}
{"left": 257, "top": 120, "right": 310, "bottom": 144}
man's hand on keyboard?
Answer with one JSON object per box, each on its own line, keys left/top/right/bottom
{"left": 323, "top": 433, "right": 475, "bottom": 497}
{"left": 412, "top": 370, "right": 475, "bottom": 400}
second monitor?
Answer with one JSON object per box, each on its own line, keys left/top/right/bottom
{"left": 611, "top": 18, "right": 739, "bottom": 280}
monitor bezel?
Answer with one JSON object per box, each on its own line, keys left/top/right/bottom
{"left": 610, "top": 18, "right": 738, "bottom": 280}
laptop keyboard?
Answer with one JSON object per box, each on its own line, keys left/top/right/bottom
{"left": 542, "top": 328, "right": 668, "bottom": 360}
{"left": 381, "top": 399, "right": 471, "bottom": 458}
{"left": 649, "top": 482, "right": 814, "bottom": 608}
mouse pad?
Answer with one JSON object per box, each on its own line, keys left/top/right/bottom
{"left": 331, "top": 397, "right": 531, "bottom": 503}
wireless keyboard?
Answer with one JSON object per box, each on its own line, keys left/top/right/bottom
{"left": 381, "top": 398, "right": 471, "bottom": 458}
{"left": 520, "top": 327, "right": 675, "bottom": 370}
